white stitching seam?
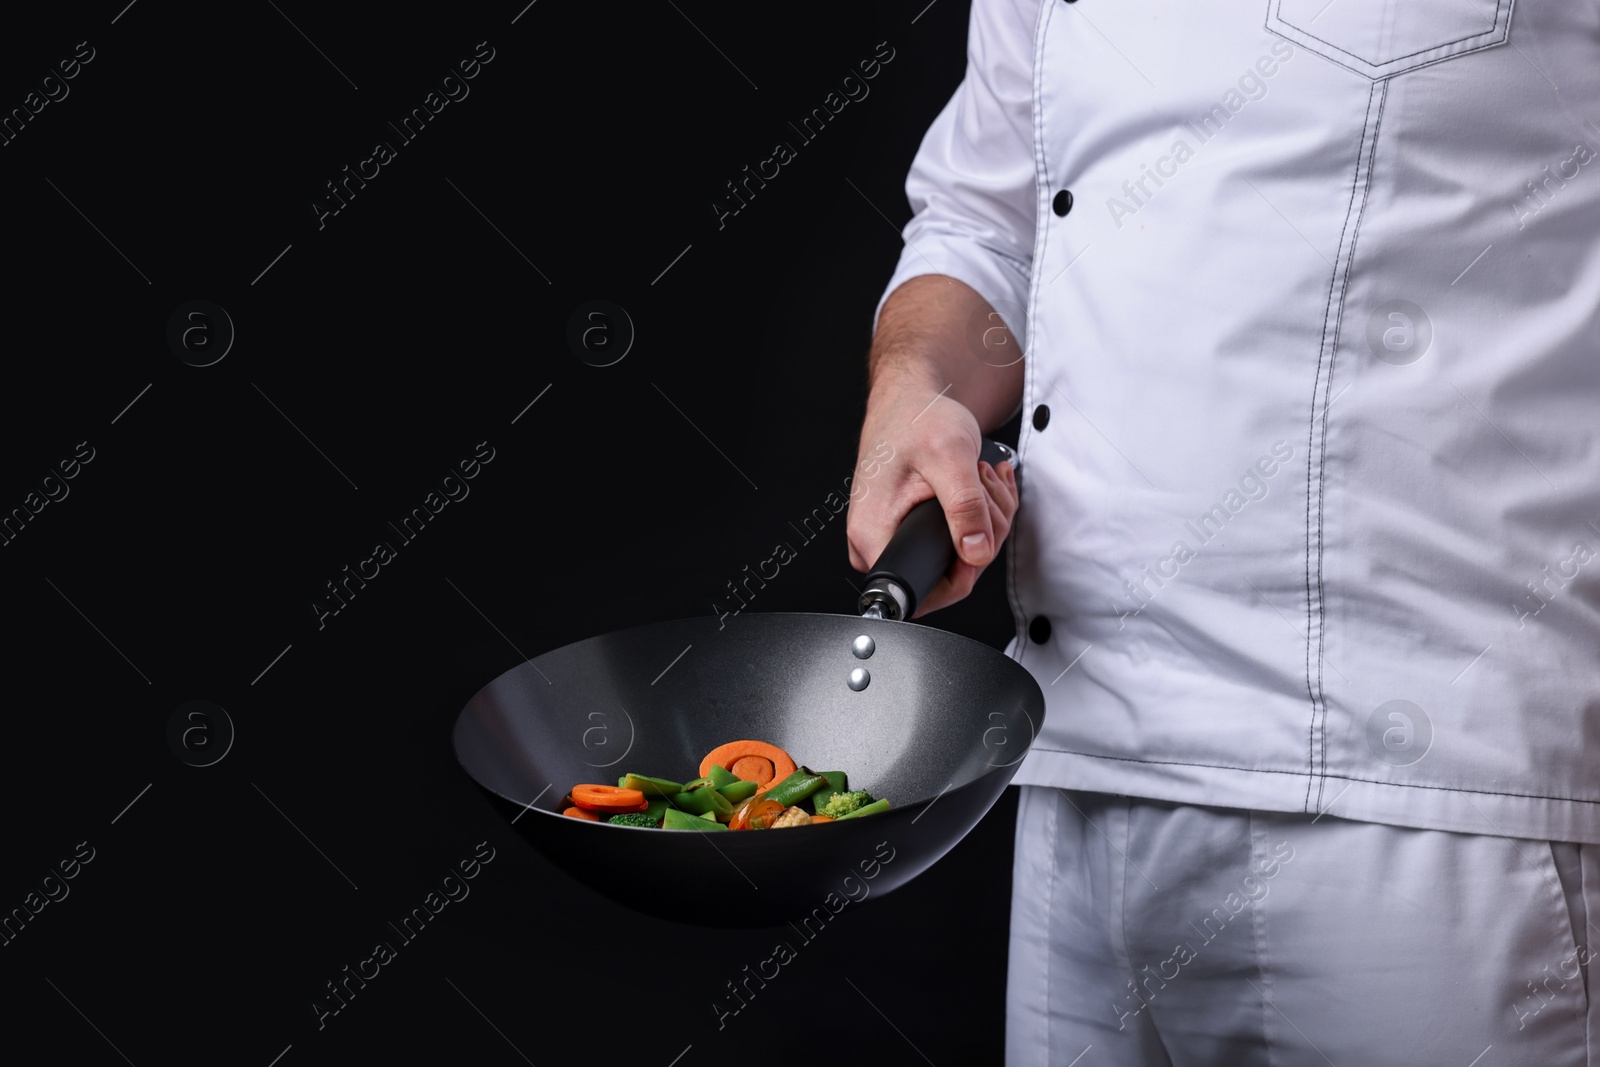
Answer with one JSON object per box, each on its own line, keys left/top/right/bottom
{"left": 1011, "top": 0, "right": 1055, "bottom": 678}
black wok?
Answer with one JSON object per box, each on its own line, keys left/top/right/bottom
{"left": 452, "top": 441, "right": 1046, "bottom": 926}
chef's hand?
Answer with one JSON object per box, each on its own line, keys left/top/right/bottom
{"left": 847, "top": 275, "right": 1024, "bottom": 617}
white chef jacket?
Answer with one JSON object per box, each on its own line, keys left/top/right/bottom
{"left": 878, "top": 0, "right": 1600, "bottom": 844}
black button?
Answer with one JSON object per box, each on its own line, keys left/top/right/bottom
{"left": 1032, "top": 404, "right": 1050, "bottom": 430}
{"left": 1052, "top": 189, "right": 1074, "bottom": 216}
{"left": 1029, "top": 616, "right": 1052, "bottom": 644}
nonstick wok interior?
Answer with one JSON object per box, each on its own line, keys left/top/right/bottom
{"left": 453, "top": 611, "right": 1046, "bottom": 926}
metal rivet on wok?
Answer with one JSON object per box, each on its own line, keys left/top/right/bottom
{"left": 852, "top": 634, "right": 876, "bottom": 659}
{"left": 847, "top": 667, "right": 871, "bottom": 691}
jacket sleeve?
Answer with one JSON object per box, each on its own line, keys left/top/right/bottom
{"left": 875, "top": 0, "right": 1040, "bottom": 348}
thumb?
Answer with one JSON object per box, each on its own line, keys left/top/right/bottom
{"left": 925, "top": 454, "right": 996, "bottom": 568}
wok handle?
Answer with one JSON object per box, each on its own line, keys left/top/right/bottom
{"left": 857, "top": 438, "right": 1018, "bottom": 621}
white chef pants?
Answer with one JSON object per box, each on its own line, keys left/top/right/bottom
{"left": 1006, "top": 786, "right": 1599, "bottom": 1066}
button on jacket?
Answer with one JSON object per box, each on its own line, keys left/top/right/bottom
{"left": 878, "top": 0, "right": 1600, "bottom": 843}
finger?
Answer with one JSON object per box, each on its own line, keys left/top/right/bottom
{"left": 847, "top": 517, "right": 870, "bottom": 572}
{"left": 983, "top": 476, "right": 1013, "bottom": 548}
{"left": 845, "top": 469, "right": 899, "bottom": 572}
{"left": 982, "top": 460, "right": 1019, "bottom": 524}
{"left": 913, "top": 560, "right": 982, "bottom": 618}
{"left": 848, "top": 485, "right": 916, "bottom": 573}
{"left": 917, "top": 467, "right": 1015, "bottom": 617}
{"left": 979, "top": 462, "right": 1015, "bottom": 529}
{"left": 924, "top": 453, "right": 996, "bottom": 568}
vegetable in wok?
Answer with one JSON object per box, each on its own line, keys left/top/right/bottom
{"left": 559, "top": 739, "right": 889, "bottom": 829}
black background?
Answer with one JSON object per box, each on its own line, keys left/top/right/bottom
{"left": 0, "top": 1, "right": 1030, "bottom": 1063}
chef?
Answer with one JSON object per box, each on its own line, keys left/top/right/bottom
{"left": 846, "top": 1, "right": 1600, "bottom": 1063}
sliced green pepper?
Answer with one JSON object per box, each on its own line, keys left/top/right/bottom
{"left": 763, "top": 768, "right": 828, "bottom": 808}
{"left": 834, "top": 797, "right": 891, "bottom": 821}
{"left": 809, "top": 771, "right": 849, "bottom": 813}
{"left": 667, "top": 787, "right": 733, "bottom": 819}
{"left": 641, "top": 797, "right": 670, "bottom": 825}
{"left": 717, "top": 779, "right": 759, "bottom": 805}
{"left": 621, "top": 773, "right": 684, "bottom": 796}
{"left": 707, "top": 763, "right": 738, "bottom": 789}
{"left": 662, "top": 807, "right": 729, "bottom": 831}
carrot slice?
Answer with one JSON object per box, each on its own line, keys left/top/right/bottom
{"left": 731, "top": 755, "right": 774, "bottom": 787}
{"left": 562, "top": 806, "right": 599, "bottom": 821}
{"left": 809, "top": 815, "right": 834, "bottom": 824}
{"left": 570, "top": 784, "right": 648, "bottom": 812}
{"left": 701, "top": 741, "right": 796, "bottom": 785}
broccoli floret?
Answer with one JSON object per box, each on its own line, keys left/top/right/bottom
{"left": 606, "top": 812, "right": 659, "bottom": 828}
{"left": 819, "top": 790, "right": 873, "bottom": 819}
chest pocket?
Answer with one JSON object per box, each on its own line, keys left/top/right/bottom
{"left": 1266, "top": 0, "right": 1515, "bottom": 80}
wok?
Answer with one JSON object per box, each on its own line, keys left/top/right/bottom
{"left": 452, "top": 441, "right": 1047, "bottom": 926}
